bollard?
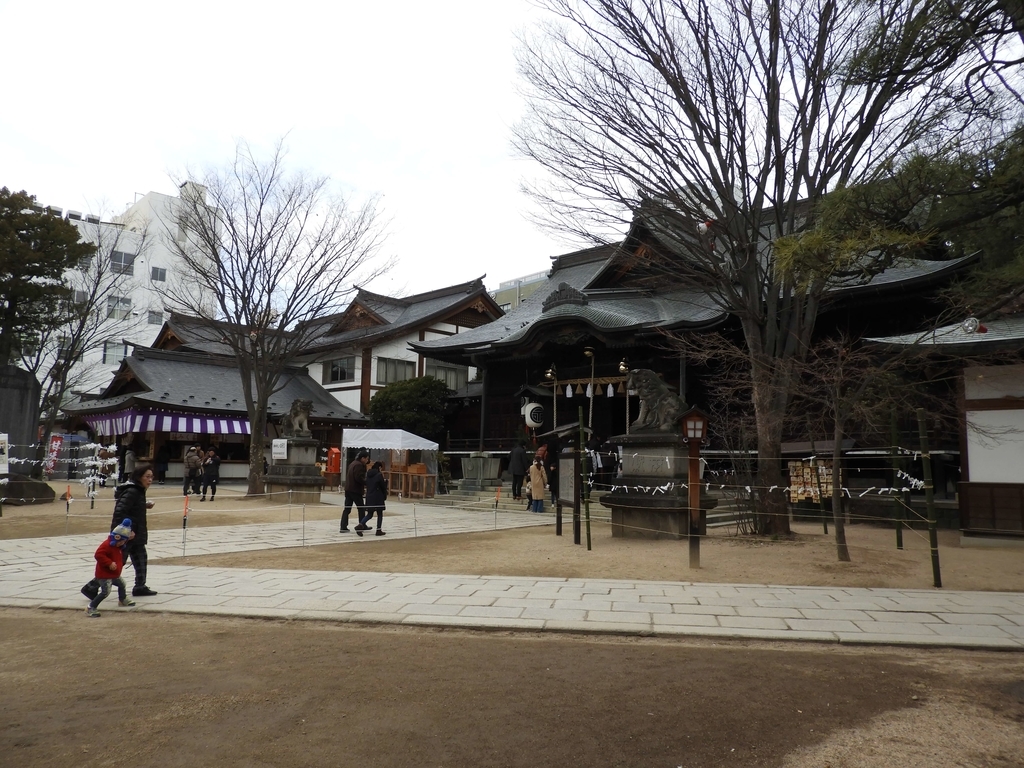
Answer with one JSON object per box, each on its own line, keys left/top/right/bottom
{"left": 916, "top": 408, "right": 942, "bottom": 589}
{"left": 182, "top": 494, "right": 190, "bottom": 557}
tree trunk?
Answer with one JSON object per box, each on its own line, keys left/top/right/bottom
{"left": 751, "top": 365, "right": 791, "bottom": 536}
{"left": 831, "top": 422, "right": 851, "bottom": 562}
{"left": 247, "top": 409, "right": 267, "bottom": 497}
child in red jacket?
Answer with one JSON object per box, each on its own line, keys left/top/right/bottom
{"left": 85, "top": 519, "right": 136, "bottom": 618}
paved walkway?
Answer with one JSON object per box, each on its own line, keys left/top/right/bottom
{"left": 2, "top": 501, "right": 1022, "bottom": 650}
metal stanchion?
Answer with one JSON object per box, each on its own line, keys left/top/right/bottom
{"left": 302, "top": 503, "right": 306, "bottom": 547}
{"left": 64, "top": 485, "right": 71, "bottom": 535}
{"left": 413, "top": 504, "right": 418, "bottom": 537}
{"left": 182, "top": 494, "right": 190, "bottom": 557}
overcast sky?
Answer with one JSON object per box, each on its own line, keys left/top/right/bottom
{"left": 0, "top": 0, "right": 581, "bottom": 295}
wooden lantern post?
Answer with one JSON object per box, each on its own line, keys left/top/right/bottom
{"left": 683, "top": 407, "right": 709, "bottom": 569}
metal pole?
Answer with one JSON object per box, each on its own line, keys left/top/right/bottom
{"left": 891, "top": 411, "right": 903, "bottom": 550}
{"left": 916, "top": 408, "right": 942, "bottom": 588}
{"left": 413, "top": 503, "right": 418, "bottom": 537}
{"left": 588, "top": 357, "right": 595, "bottom": 430}
{"left": 579, "top": 410, "right": 591, "bottom": 551}
{"left": 688, "top": 440, "right": 701, "bottom": 568}
{"left": 182, "top": 494, "right": 189, "bottom": 557}
{"left": 302, "top": 503, "right": 306, "bottom": 547}
{"left": 809, "top": 437, "right": 828, "bottom": 535}
{"left": 553, "top": 376, "right": 557, "bottom": 430}
{"left": 288, "top": 487, "right": 292, "bottom": 523}
{"left": 64, "top": 484, "right": 71, "bottom": 535}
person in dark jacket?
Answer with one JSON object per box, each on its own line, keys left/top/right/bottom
{"left": 114, "top": 463, "right": 157, "bottom": 597}
{"left": 545, "top": 435, "right": 561, "bottom": 503}
{"left": 340, "top": 451, "right": 370, "bottom": 532}
{"left": 183, "top": 445, "right": 203, "bottom": 496}
{"left": 200, "top": 449, "right": 220, "bottom": 501}
{"left": 84, "top": 464, "right": 157, "bottom": 599}
{"left": 508, "top": 442, "right": 530, "bottom": 501}
{"left": 357, "top": 461, "right": 388, "bottom": 536}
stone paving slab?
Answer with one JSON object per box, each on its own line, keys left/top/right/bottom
{"left": 2, "top": 503, "right": 1023, "bottom": 650}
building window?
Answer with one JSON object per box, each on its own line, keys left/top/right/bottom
{"left": 101, "top": 340, "right": 128, "bottom": 364}
{"left": 148, "top": 311, "right": 163, "bottom": 325}
{"left": 323, "top": 356, "right": 356, "bottom": 384}
{"left": 110, "top": 250, "right": 135, "bottom": 275}
{"left": 73, "top": 289, "right": 90, "bottom": 305}
{"left": 499, "top": 303, "right": 511, "bottom": 311}
{"left": 376, "top": 357, "right": 415, "bottom": 385}
{"left": 106, "top": 295, "right": 132, "bottom": 320}
{"left": 425, "top": 360, "right": 469, "bottom": 391}
{"left": 151, "top": 266, "right": 167, "bottom": 282}
{"left": 77, "top": 254, "right": 93, "bottom": 271}
{"left": 56, "top": 336, "right": 72, "bottom": 359}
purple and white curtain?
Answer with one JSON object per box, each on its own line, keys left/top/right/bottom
{"left": 83, "top": 409, "right": 251, "bottom": 437}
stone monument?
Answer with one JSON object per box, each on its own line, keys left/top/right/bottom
{"left": 264, "top": 399, "right": 325, "bottom": 504}
{"left": 458, "top": 451, "right": 502, "bottom": 493}
{"left": 599, "top": 369, "right": 715, "bottom": 539}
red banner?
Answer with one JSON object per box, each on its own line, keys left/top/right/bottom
{"left": 45, "top": 434, "right": 64, "bottom": 475}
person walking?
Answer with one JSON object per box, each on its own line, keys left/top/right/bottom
{"left": 154, "top": 445, "right": 169, "bottom": 485}
{"left": 357, "top": 460, "right": 388, "bottom": 537}
{"left": 83, "top": 464, "right": 157, "bottom": 599}
{"left": 84, "top": 518, "right": 136, "bottom": 617}
{"left": 117, "top": 464, "right": 157, "bottom": 597}
{"left": 182, "top": 445, "right": 203, "bottom": 496}
{"left": 508, "top": 442, "right": 530, "bottom": 501}
{"left": 200, "top": 449, "right": 220, "bottom": 502}
{"left": 545, "top": 435, "right": 561, "bottom": 504}
{"left": 340, "top": 451, "right": 370, "bottom": 532}
{"left": 122, "top": 448, "right": 137, "bottom": 484}
{"left": 528, "top": 457, "right": 548, "bottom": 513}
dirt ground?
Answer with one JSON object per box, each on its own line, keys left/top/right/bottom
{"left": 4, "top": 484, "right": 1024, "bottom": 767}
{"left": 2, "top": 609, "right": 1023, "bottom": 767}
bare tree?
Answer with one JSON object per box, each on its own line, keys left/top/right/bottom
{"left": 163, "top": 141, "right": 391, "bottom": 495}
{"left": 21, "top": 217, "right": 146, "bottom": 479}
{"left": 514, "top": 0, "right": 1024, "bottom": 533}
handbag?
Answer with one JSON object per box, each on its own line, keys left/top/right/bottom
{"left": 81, "top": 580, "right": 99, "bottom": 600}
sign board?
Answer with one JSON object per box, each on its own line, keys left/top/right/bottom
{"left": 271, "top": 439, "right": 288, "bottom": 461}
{"left": 0, "top": 433, "right": 8, "bottom": 475}
{"left": 557, "top": 449, "right": 579, "bottom": 506}
{"left": 45, "top": 434, "right": 64, "bottom": 476}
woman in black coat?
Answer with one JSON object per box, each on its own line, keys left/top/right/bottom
{"left": 110, "top": 463, "right": 157, "bottom": 596}
{"left": 358, "top": 461, "right": 388, "bottom": 537}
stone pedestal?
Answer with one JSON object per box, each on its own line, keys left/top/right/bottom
{"left": 459, "top": 452, "right": 502, "bottom": 491}
{"left": 599, "top": 432, "right": 716, "bottom": 540}
{"left": 265, "top": 438, "right": 324, "bottom": 504}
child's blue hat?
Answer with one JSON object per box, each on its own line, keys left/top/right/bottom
{"left": 109, "top": 518, "right": 133, "bottom": 546}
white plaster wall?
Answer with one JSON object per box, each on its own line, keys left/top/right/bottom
{"left": 966, "top": 409, "right": 1024, "bottom": 482}
{"left": 964, "top": 363, "right": 1024, "bottom": 483}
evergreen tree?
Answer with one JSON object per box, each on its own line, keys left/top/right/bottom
{"left": 368, "top": 377, "right": 451, "bottom": 442}
{"left": 0, "top": 187, "right": 95, "bottom": 363}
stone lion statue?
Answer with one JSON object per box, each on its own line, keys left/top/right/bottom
{"left": 281, "top": 398, "right": 314, "bottom": 438}
{"left": 627, "top": 369, "right": 687, "bottom": 432}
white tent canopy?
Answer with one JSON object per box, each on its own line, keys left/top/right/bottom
{"left": 341, "top": 429, "right": 439, "bottom": 451}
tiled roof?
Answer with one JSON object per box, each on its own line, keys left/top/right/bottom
{"left": 301, "top": 278, "right": 501, "bottom": 352}
{"left": 412, "top": 244, "right": 727, "bottom": 358}
{"left": 64, "top": 348, "right": 366, "bottom": 423}
{"left": 865, "top": 314, "right": 1024, "bottom": 352}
